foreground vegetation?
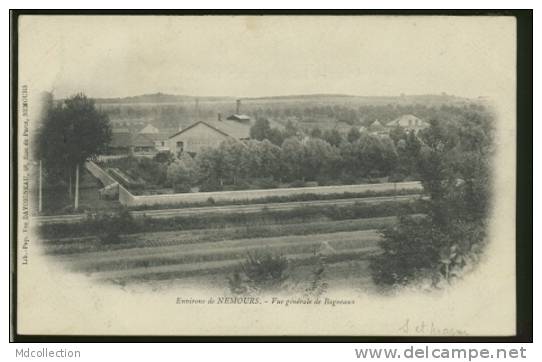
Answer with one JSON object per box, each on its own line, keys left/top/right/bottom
{"left": 370, "top": 109, "right": 493, "bottom": 289}
{"left": 98, "top": 124, "right": 419, "bottom": 193}
{"left": 42, "top": 213, "right": 386, "bottom": 290}
{"left": 43, "top": 216, "right": 413, "bottom": 256}
{"left": 40, "top": 199, "right": 426, "bottom": 240}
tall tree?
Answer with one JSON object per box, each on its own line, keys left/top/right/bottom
{"left": 303, "top": 138, "right": 339, "bottom": 181}
{"left": 280, "top": 137, "right": 306, "bottom": 182}
{"left": 370, "top": 111, "right": 493, "bottom": 288}
{"left": 166, "top": 153, "right": 196, "bottom": 193}
{"left": 219, "top": 139, "right": 250, "bottom": 185}
{"left": 250, "top": 118, "right": 272, "bottom": 140}
{"left": 346, "top": 127, "right": 361, "bottom": 143}
{"left": 37, "top": 93, "right": 111, "bottom": 210}
{"left": 322, "top": 129, "right": 343, "bottom": 147}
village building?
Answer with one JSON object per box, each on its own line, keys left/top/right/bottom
{"left": 368, "top": 120, "right": 387, "bottom": 134}
{"left": 167, "top": 119, "right": 251, "bottom": 156}
{"left": 225, "top": 99, "right": 251, "bottom": 123}
{"left": 132, "top": 133, "right": 157, "bottom": 154}
{"left": 107, "top": 100, "right": 253, "bottom": 156}
{"left": 386, "top": 114, "right": 429, "bottom": 131}
{"left": 108, "top": 129, "right": 133, "bottom": 154}
{"left": 147, "top": 133, "right": 172, "bottom": 152}
{"left": 226, "top": 114, "right": 251, "bottom": 122}
{"left": 138, "top": 124, "right": 160, "bottom": 134}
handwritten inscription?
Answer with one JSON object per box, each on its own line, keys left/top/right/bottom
{"left": 398, "top": 318, "right": 468, "bottom": 336}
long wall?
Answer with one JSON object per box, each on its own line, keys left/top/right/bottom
{"left": 85, "top": 161, "right": 117, "bottom": 186}
{"left": 119, "top": 181, "right": 423, "bottom": 208}
{"left": 118, "top": 183, "right": 137, "bottom": 205}
{"left": 86, "top": 160, "right": 423, "bottom": 208}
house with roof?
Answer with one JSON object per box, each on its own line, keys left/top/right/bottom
{"left": 368, "top": 120, "right": 387, "bottom": 134}
{"left": 225, "top": 99, "right": 251, "bottom": 123}
{"left": 168, "top": 119, "right": 251, "bottom": 156}
{"left": 108, "top": 130, "right": 133, "bottom": 154}
{"left": 226, "top": 114, "right": 251, "bottom": 123}
{"left": 138, "top": 124, "right": 160, "bottom": 134}
{"left": 386, "top": 114, "right": 428, "bottom": 131}
{"left": 132, "top": 133, "right": 158, "bottom": 154}
{"left": 141, "top": 132, "right": 172, "bottom": 152}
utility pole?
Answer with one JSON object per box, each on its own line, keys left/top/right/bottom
{"left": 68, "top": 172, "right": 72, "bottom": 199}
{"left": 38, "top": 160, "right": 42, "bottom": 213}
{"left": 74, "top": 163, "right": 79, "bottom": 211}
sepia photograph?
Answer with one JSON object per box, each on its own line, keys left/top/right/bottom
{"left": 12, "top": 12, "right": 526, "bottom": 338}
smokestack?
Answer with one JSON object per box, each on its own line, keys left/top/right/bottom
{"left": 236, "top": 99, "right": 241, "bottom": 114}
{"left": 218, "top": 112, "right": 222, "bottom": 122}
{"left": 195, "top": 98, "right": 200, "bottom": 121}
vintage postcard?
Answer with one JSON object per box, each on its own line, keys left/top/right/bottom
{"left": 13, "top": 14, "right": 518, "bottom": 336}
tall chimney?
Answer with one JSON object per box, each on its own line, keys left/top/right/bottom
{"left": 195, "top": 98, "right": 200, "bottom": 121}
{"left": 218, "top": 112, "right": 222, "bottom": 122}
{"left": 236, "top": 99, "right": 241, "bottom": 115}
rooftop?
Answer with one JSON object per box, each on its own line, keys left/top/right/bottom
{"left": 169, "top": 120, "right": 251, "bottom": 140}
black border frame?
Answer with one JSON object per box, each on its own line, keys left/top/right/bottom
{"left": 9, "top": 9, "right": 533, "bottom": 343}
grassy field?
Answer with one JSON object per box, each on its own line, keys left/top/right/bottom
{"left": 39, "top": 197, "right": 425, "bottom": 292}
{"left": 43, "top": 216, "right": 401, "bottom": 255}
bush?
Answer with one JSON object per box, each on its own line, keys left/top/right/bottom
{"left": 250, "top": 177, "right": 280, "bottom": 190}
{"left": 153, "top": 151, "right": 175, "bottom": 164}
{"left": 388, "top": 173, "right": 406, "bottom": 183}
{"left": 172, "top": 183, "right": 191, "bottom": 193}
{"left": 39, "top": 199, "right": 426, "bottom": 240}
{"left": 289, "top": 180, "right": 306, "bottom": 188}
{"left": 339, "top": 173, "right": 358, "bottom": 185}
{"left": 91, "top": 209, "right": 136, "bottom": 244}
{"left": 199, "top": 180, "right": 223, "bottom": 192}
{"left": 228, "top": 252, "right": 289, "bottom": 293}
{"left": 231, "top": 179, "right": 251, "bottom": 191}
{"left": 370, "top": 216, "right": 436, "bottom": 287}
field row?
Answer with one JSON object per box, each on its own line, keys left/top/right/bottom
{"left": 45, "top": 218, "right": 389, "bottom": 284}
{"left": 42, "top": 216, "right": 402, "bottom": 255}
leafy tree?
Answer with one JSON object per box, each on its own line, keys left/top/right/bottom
{"left": 219, "top": 139, "right": 250, "bottom": 185}
{"left": 280, "top": 137, "right": 306, "bottom": 181}
{"left": 346, "top": 127, "right": 361, "bottom": 143}
{"left": 355, "top": 134, "right": 398, "bottom": 177}
{"left": 250, "top": 118, "right": 272, "bottom": 140}
{"left": 283, "top": 120, "right": 299, "bottom": 139}
{"left": 370, "top": 111, "right": 493, "bottom": 288}
{"left": 153, "top": 151, "right": 175, "bottom": 164}
{"left": 303, "top": 138, "right": 339, "bottom": 180}
{"left": 395, "top": 132, "right": 422, "bottom": 178}
{"left": 166, "top": 153, "right": 196, "bottom": 192}
{"left": 195, "top": 147, "right": 227, "bottom": 190}
{"left": 309, "top": 127, "right": 323, "bottom": 139}
{"left": 245, "top": 139, "right": 282, "bottom": 179}
{"left": 266, "top": 128, "right": 286, "bottom": 146}
{"left": 322, "top": 129, "right": 343, "bottom": 147}
{"left": 389, "top": 126, "right": 408, "bottom": 145}
{"left": 37, "top": 93, "right": 111, "bottom": 209}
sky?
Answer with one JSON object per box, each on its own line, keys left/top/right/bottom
{"left": 18, "top": 15, "right": 516, "bottom": 99}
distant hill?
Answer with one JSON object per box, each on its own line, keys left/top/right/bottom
{"left": 94, "top": 93, "right": 234, "bottom": 104}
{"left": 243, "top": 93, "right": 474, "bottom": 106}
{"left": 93, "top": 92, "right": 476, "bottom": 107}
